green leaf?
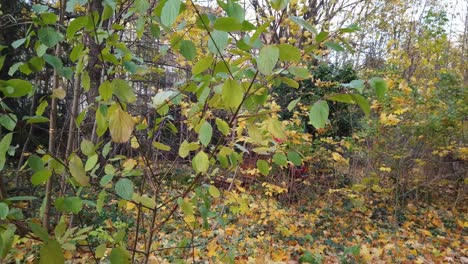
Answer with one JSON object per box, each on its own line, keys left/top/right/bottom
{"left": 208, "top": 185, "right": 220, "bottom": 198}
{"left": 199, "top": 121, "right": 213, "bottom": 147}
{"left": 214, "top": 17, "right": 242, "bottom": 32}
{"left": 115, "top": 178, "right": 134, "bottom": 200}
{"left": 33, "top": 4, "right": 49, "bottom": 14}
{"left": 0, "top": 224, "right": 16, "bottom": 258}
{"left": 43, "top": 54, "right": 62, "bottom": 69}
{"left": 135, "top": 0, "right": 150, "bottom": 14}
{"left": 369, "top": 77, "right": 387, "bottom": 100}
{"left": 287, "top": 151, "right": 302, "bottom": 166}
{"left": 178, "top": 140, "right": 199, "bottom": 158}
{"left": 290, "top": 16, "right": 317, "bottom": 34}
{"left": 6, "top": 196, "right": 37, "bottom": 201}
{"left": 96, "top": 106, "right": 108, "bottom": 137}
{"left": 97, "top": 190, "right": 106, "bottom": 214}
{"left": 222, "top": 79, "right": 243, "bottom": 108}
{"left": 351, "top": 94, "right": 370, "bottom": 117}
{"left": 299, "top": 250, "right": 323, "bottom": 264}
{"left": 208, "top": 30, "right": 228, "bottom": 54}
{"left": 12, "top": 38, "right": 26, "bottom": 49}
{"left": 80, "top": 139, "right": 95, "bottom": 156}
{"left": 36, "top": 100, "right": 48, "bottom": 116}
{"left": 161, "top": 0, "right": 181, "bottom": 27}
{"left": 99, "top": 81, "right": 112, "bottom": 101}
{"left": 108, "top": 105, "right": 135, "bottom": 143}
{"left": 327, "top": 93, "right": 354, "bottom": 104}
{"left": 66, "top": 15, "right": 88, "bottom": 39}
{"left": 38, "top": 27, "right": 63, "bottom": 48}
{"left": 105, "top": 164, "right": 116, "bottom": 176}
{"left": 66, "top": 0, "right": 87, "bottom": 12}
{"left": 309, "top": 100, "right": 329, "bottom": 129}
{"left": 287, "top": 98, "right": 300, "bottom": 111}
{"left": 270, "top": 0, "right": 289, "bottom": 10}
{"left": 257, "top": 45, "right": 279, "bottom": 75}
{"left": 226, "top": 2, "right": 245, "bottom": 21}
{"left": 256, "top": 159, "right": 270, "bottom": 176}
{"left": 277, "top": 44, "right": 300, "bottom": 62}
{"left": 215, "top": 118, "right": 229, "bottom": 136}
{"left": 0, "top": 113, "right": 17, "bottom": 131}
{"left": 0, "top": 55, "right": 5, "bottom": 70}
{"left": 324, "top": 41, "right": 345, "bottom": 52}
{"left": 69, "top": 154, "right": 89, "bottom": 186}
{"left": 151, "top": 90, "right": 178, "bottom": 108}
{"left": 28, "top": 56, "right": 45, "bottom": 72}
{"left": 0, "top": 79, "right": 33, "bottom": 98}
{"left": 28, "top": 221, "right": 49, "bottom": 241}
{"left": 267, "top": 118, "right": 287, "bottom": 142}
{"left": 273, "top": 152, "right": 288, "bottom": 166}
{"left": 24, "top": 115, "right": 49, "bottom": 124}
{"left": 340, "top": 23, "right": 360, "bottom": 33}
{"left": 95, "top": 244, "right": 107, "bottom": 259}
{"left": 0, "top": 133, "right": 13, "bottom": 171}
{"left": 315, "top": 31, "right": 329, "bottom": 42}
{"left": 344, "top": 245, "right": 360, "bottom": 256}
{"left": 40, "top": 12, "right": 58, "bottom": 24}
{"left": 112, "top": 79, "right": 136, "bottom": 103}
{"left": 192, "top": 151, "right": 209, "bottom": 173}
{"left": 54, "top": 196, "right": 83, "bottom": 214}
{"left": 100, "top": 174, "right": 113, "bottom": 187}
{"left": 132, "top": 193, "right": 156, "bottom": 209}
{"left": 39, "top": 239, "right": 64, "bottom": 264}
{"left": 31, "top": 169, "right": 52, "bottom": 186}
{"left": 192, "top": 55, "right": 213, "bottom": 75}
{"left": 123, "top": 61, "right": 138, "bottom": 74}
{"left": 177, "top": 198, "right": 194, "bottom": 215}
{"left": 81, "top": 70, "right": 90, "bottom": 90}
{"left": 152, "top": 141, "right": 171, "bottom": 151}
{"left": 85, "top": 154, "right": 98, "bottom": 171}
{"left": 179, "top": 40, "right": 196, "bottom": 61}
{"left": 345, "top": 79, "right": 365, "bottom": 93}
{"left": 0, "top": 203, "right": 9, "bottom": 219}
{"left": 289, "top": 66, "right": 310, "bottom": 79}
{"left": 37, "top": 44, "right": 48, "bottom": 57}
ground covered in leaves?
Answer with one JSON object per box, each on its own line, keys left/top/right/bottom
{"left": 141, "top": 186, "right": 467, "bottom": 263}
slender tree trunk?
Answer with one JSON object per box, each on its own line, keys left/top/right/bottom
{"left": 463, "top": 9, "right": 468, "bottom": 87}
{"left": 61, "top": 71, "right": 81, "bottom": 193}
{"left": 86, "top": 0, "right": 105, "bottom": 143}
{"left": 65, "top": 73, "right": 81, "bottom": 159}
{"left": 43, "top": 0, "right": 65, "bottom": 231}
{"left": 15, "top": 79, "right": 38, "bottom": 192}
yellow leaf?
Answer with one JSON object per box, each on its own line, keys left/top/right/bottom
{"left": 69, "top": 154, "right": 89, "bottom": 186}
{"left": 379, "top": 166, "right": 392, "bottom": 172}
{"left": 123, "top": 159, "right": 137, "bottom": 171}
{"left": 152, "top": 141, "right": 171, "bottom": 151}
{"left": 52, "top": 88, "right": 66, "bottom": 99}
{"left": 267, "top": 118, "right": 287, "bottom": 142}
{"left": 419, "top": 229, "right": 432, "bottom": 237}
{"left": 130, "top": 136, "right": 139, "bottom": 149}
{"left": 206, "top": 239, "right": 218, "bottom": 257}
{"left": 126, "top": 201, "right": 136, "bottom": 210}
{"left": 332, "top": 152, "right": 348, "bottom": 165}
{"left": 360, "top": 244, "right": 372, "bottom": 262}
{"left": 108, "top": 105, "right": 135, "bottom": 143}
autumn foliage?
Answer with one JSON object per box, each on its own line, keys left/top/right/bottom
{"left": 0, "top": 0, "right": 466, "bottom": 263}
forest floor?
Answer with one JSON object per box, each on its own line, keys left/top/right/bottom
{"left": 143, "top": 185, "right": 467, "bottom": 263}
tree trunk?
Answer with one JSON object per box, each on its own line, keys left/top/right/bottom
{"left": 86, "top": 0, "right": 105, "bottom": 143}
{"left": 43, "top": 0, "right": 65, "bottom": 231}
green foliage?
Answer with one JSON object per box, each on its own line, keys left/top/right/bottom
{"left": 0, "top": 0, "right": 464, "bottom": 262}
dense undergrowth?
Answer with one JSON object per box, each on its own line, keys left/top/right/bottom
{"left": 0, "top": 0, "right": 466, "bottom": 263}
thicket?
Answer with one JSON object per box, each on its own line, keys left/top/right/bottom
{"left": 0, "top": 0, "right": 466, "bottom": 263}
